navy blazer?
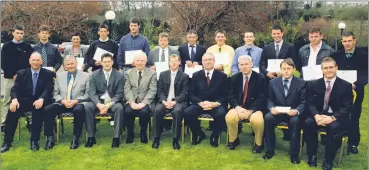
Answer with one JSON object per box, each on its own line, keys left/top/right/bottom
{"left": 178, "top": 43, "right": 206, "bottom": 67}
{"left": 267, "top": 76, "right": 307, "bottom": 116}
{"left": 157, "top": 70, "right": 189, "bottom": 104}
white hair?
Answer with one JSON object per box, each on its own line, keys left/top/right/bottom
{"left": 63, "top": 55, "right": 77, "bottom": 63}
{"left": 238, "top": 55, "right": 253, "bottom": 63}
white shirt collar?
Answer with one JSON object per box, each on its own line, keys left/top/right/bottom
{"left": 309, "top": 41, "right": 322, "bottom": 51}
{"left": 103, "top": 69, "right": 112, "bottom": 75}
{"left": 99, "top": 38, "right": 109, "bottom": 42}
{"left": 283, "top": 76, "right": 293, "bottom": 83}
{"left": 274, "top": 40, "right": 283, "bottom": 47}
{"left": 324, "top": 76, "right": 336, "bottom": 87}
{"left": 243, "top": 71, "right": 252, "bottom": 79}
{"left": 170, "top": 70, "right": 178, "bottom": 75}
{"left": 188, "top": 43, "right": 197, "bottom": 48}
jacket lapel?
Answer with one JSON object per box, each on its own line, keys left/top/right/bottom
{"left": 100, "top": 70, "right": 107, "bottom": 87}
{"left": 277, "top": 77, "right": 285, "bottom": 97}
{"left": 107, "top": 70, "right": 115, "bottom": 87}
{"left": 131, "top": 68, "right": 138, "bottom": 88}
{"left": 174, "top": 71, "right": 181, "bottom": 85}
{"left": 139, "top": 68, "right": 148, "bottom": 89}
{"left": 286, "top": 77, "right": 296, "bottom": 97}
{"left": 246, "top": 72, "right": 256, "bottom": 100}
{"left": 72, "top": 71, "right": 79, "bottom": 88}
{"left": 278, "top": 42, "right": 288, "bottom": 58}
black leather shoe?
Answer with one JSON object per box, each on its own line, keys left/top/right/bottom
{"left": 193, "top": 131, "right": 206, "bottom": 145}
{"left": 85, "top": 137, "right": 96, "bottom": 148}
{"left": 44, "top": 139, "right": 55, "bottom": 150}
{"left": 252, "top": 144, "right": 263, "bottom": 153}
{"left": 172, "top": 140, "right": 180, "bottom": 150}
{"left": 126, "top": 133, "right": 134, "bottom": 144}
{"left": 191, "top": 133, "right": 198, "bottom": 145}
{"left": 152, "top": 138, "right": 160, "bottom": 149}
{"left": 140, "top": 132, "right": 148, "bottom": 144}
{"left": 30, "top": 141, "right": 39, "bottom": 151}
{"left": 262, "top": 151, "right": 275, "bottom": 160}
{"left": 227, "top": 138, "right": 240, "bottom": 150}
{"left": 210, "top": 134, "right": 219, "bottom": 147}
{"left": 307, "top": 155, "right": 317, "bottom": 167}
{"left": 322, "top": 160, "right": 333, "bottom": 170}
{"left": 1, "top": 143, "right": 11, "bottom": 153}
{"left": 70, "top": 139, "right": 79, "bottom": 149}
{"left": 290, "top": 155, "right": 300, "bottom": 164}
{"left": 0, "top": 124, "right": 5, "bottom": 132}
{"left": 111, "top": 138, "right": 120, "bottom": 148}
{"left": 347, "top": 145, "right": 359, "bottom": 154}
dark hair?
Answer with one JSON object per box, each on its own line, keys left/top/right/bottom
{"left": 215, "top": 29, "right": 226, "bottom": 36}
{"left": 187, "top": 30, "right": 198, "bottom": 35}
{"left": 159, "top": 32, "right": 169, "bottom": 39}
{"left": 342, "top": 31, "right": 356, "bottom": 39}
{"left": 169, "top": 54, "right": 181, "bottom": 62}
{"left": 129, "top": 17, "right": 141, "bottom": 26}
{"left": 272, "top": 25, "right": 283, "bottom": 32}
{"left": 99, "top": 24, "right": 109, "bottom": 31}
{"left": 280, "top": 58, "right": 295, "bottom": 68}
{"left": 12, "top": 24, "right": 25, "bottom": 32}
{"left": 39, "top": 25, "right": 50, "bottom": 32}
{"left": 101, "top": 53, "right": 114, "bottom": 61}
{"left": 309, "top": 27, "right": 322, "bottom": 35}
{"left": 71, "top": 32, "right": 80, "bottom": 37}
{"left": 321, "top": 57, "right": 337, "bottom": 67}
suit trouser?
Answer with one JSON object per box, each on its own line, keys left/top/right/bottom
{"left": 1, "top": 78, "right": 14, "bottom": 124}
{"left": 44, "top": 103, "right": 85, "bottom": 137}
{"left": 153, "top": 103, "right": 185, "bottom": 139}
{"left": 226, "top": 109, "right": 264, "bottom": 146}
{"left": 348, "top": 83, "right": 365, "bottom": 146}
{"left": 3, "top": 98, "right": 45, "bottom": 143}
{"left": 304, "top": 117, "right": 344, "bottom": 163}
{"left": 84, "top": 102, "right": 124, "bottom": 138}
{"left": 264, "top": 112, "right": 301, "bottom": 156}
{"left": 183, "top": 104, "right": 226, "bottom": 138}
{"left": 124, "top": 105, "right": 151, "bottom": 136}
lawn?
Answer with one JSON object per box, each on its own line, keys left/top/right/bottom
{"left": 0, "top": 87, "right": 367, "bottom": 170}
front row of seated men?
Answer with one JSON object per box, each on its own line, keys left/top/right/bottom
{"left": 1, "top": 51, "right": 353, "bottom": 170}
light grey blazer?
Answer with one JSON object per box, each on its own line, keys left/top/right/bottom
{"left": 63, "top": 45, "right": 89, "bottom": 58}
{"left": 147, "top": 47, "right": 180, "bottom": 66}
{"left": 53, "top": 70, "right": 90, "bottom": 105}
{"left": 124, "top": 67, "right": 157, "bottom": 110}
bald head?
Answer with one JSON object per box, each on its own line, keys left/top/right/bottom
{"left": 29, "top": 52, "right": 43, "bottom": 70}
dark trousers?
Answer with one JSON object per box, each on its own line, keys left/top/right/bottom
{"left": 304, "top": 117, "right": 344, "bottom": 163}
{"left": 4, "top": 98, "right": 47, "bottom": 143}
{"left": 348, "top": 83, "right": 365, "bottom": 146}
{"left": 44, "top": 103, "right": 85, "bottom": 137}
{"left": 183, "top": 104, "right": 226, "bottom": 137}
{"left": 153, "top": 103, "right": 185, "bottom": 139}
{"left": 124, "top": 105, "right": 151, "bottom": 135}
{"left": 264, "top": 112, "right": 301, "bottom": 156}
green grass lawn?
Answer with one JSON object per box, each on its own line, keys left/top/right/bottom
{"left": 1, "top": 87, "right": 367, "bottom": 170}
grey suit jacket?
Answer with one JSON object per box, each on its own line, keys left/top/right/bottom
{"left": 53, "top": 70, "right": 90, "bottom": 105}
{"left": 89, "top": 68, "right": 125, "bottom": 105}
{"left": 124, "top": 67, "right": 157, "bottom": 109}
{"left": 148, "top": 47, "right": 180, "bottom": 66}
{"left": 63, "top": 45, "right": 89, "bottom": 58}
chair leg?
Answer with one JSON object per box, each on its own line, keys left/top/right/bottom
{"left": 56, "top": 118, "right": 60, "bottom": 143}
{"left": 181, "top": 120, "right": 184, "bottom": 143}
{"left": 17, "top": 120, "right": 21, "bottom": 141}
{"left": 300, "top": 130, "right": 303, "bottom": 156}
{"left": 338, "top": 137, "right": 346, "bottom": 166}
{"left": 61, "top": 118, "right": 64, "bottom": 134}
{"left": 226, "top": 128, "right": 229, "bottom": 145}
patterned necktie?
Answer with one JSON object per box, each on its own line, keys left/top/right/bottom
{"left": 190, "top": 45, "right": 195, "bottom": 61}
{"left": 246, "top": 48, "right": 252, "bottom": 57}
{"left": 323, "top": 81, "right": 332, "bottom": 111}
{"left": 32, "top": 72, "right": 38, "bottom": 95}
{"left": 66, "top": 74, "right": 74, "bottom": 100}
{"left": 242, "top": 76, "right": 249, "bottom": 105}
{"left": 283, "top": 79, "right": 289, "bottom": 96}
{"left": 106, "top": 72, "right": 110, "bottom": 85}
{"left": 167, "top": 73, "right": 176, "bottom": 101}
{"left": 275, "top": 44, "right": 280, "bottom": 57}
{"left": 206, "top": 72, "right": 210, "bottom": 85}
{"left": 138, "top": 71, "right": 142, "bottom": 87}
{"left": 218, "top": 48, "right": 222, "bottom": 52}
{"left": 161, "top": 48, "right": 165, "bottom": 62}
{"left": 41, "top": 45, "right": 47, "bottom": 66}
{"left": 346, "top": 53, "right": 353, "bottom": 59}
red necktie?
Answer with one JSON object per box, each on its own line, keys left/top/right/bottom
{"left": 242, "top": 76, "right": 249, "bottom": 105}
{"left": 206, "top": 72, "right": 210, "bottom": 85}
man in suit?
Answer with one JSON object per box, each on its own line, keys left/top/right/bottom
{"left": 332, "top": 31, "right": 367, "bottom": 154}
{"left": 304, "top": 57, "right": 353, "bottom": 170}
{"left": 148, "top": 32, "right": 180, "bottom": 68}
{"left": 124, "top": 51, "right": 157, "bottom": 144}
{"left": 177, "top": 30, "right": 206, "bottom": 70}
{"left": 263, "top": 58, "right": 307, "bottom": 164}
{"left": 44, "top": 55, "right": 90, "bottom": 149}
{"left": 84, "top": 53, "right": 125, "bottom": 148}
{"left": 226, "top": 55, "right": 265, "bottom": 152}
{"left": 1, "top": 52, "right": 54, "bottom": 153}
{"left": 183, "top": 53, "right": 229, "bottom": 147}
{"left": 152, "top": 54, "right": 189, "bottom": 150}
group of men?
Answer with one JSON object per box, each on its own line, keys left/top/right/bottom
{"left": 1, "top": 17, "right": 367, "bottom": 170}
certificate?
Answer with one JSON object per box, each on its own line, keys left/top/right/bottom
{"left": 267, "top": 59, "right": 283, "bottom": 72}
{"left": 76, "top": 58, "right": 84, "bottom": 70}
{"left": 125, "top": 50, "right": 142, "bottom": 64}
{"left": 93, "top": 47, "right": 113, "bottom": 61}
{"left": 275, "top": 106, "right": 291, "bottom": 114}
{"left": 302, "top": 65, "right": 323, "bottom": 81}
{"left": 43, "top": 67, "right": 53, "bottom": 71}
{"left": 252, "top": 67, "right": 260, "bottom": 73}
{"left": 184, "top": 65, "right": 202, "bottom": 78}
{"left": 337, "top": 70, "right": 357, "bottom": 83}
{"left": 154, "top": 62, "right": 169, "bottom": 80}
{"left": 214, "top": 52, "right": 229, "bottom": 65}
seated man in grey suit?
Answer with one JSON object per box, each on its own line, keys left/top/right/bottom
{"left": 147, "top": 32, "right": 180, "bottom": 69}
{"left": 84, "top": 53, "right": 125, "bottom": 148}
{"left": 124, "top": 51, "right": 157, "bottom": 144}
{"left": 152, "top": 54, "right": 189, "bottom": 150}
{"left": 44, "top": 55, "right": 90, "bottom": 149}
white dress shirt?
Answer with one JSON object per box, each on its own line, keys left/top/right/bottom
{"left": 242, "top": 71, "right": 252, "bottom": 90}
{"left": 204, "top": 69, "right": 214, "bottom": 80}
{"left": 307, "top": 41, "right": 322, "bottom": 66}
{"left": 188, "top": 43, "right": 197, "bottom": 57}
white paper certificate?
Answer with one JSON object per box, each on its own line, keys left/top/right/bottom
{"left": 184, "top": 65, "right": 202, "bottom": 78}
{"left": 302, "top": 65, "right": 323, "bottom": 81}
{"left": 76, "top": 58, "right": 84, "bottom": 70}
{"left": 337, "top": 70, "right": 357, "bottom": 83}
{"left": 93, "top": 47, "right": 113, "bottom": 61}
{"left": 275, "top": 106, "right": 291, "bottom": 114}
{"left": 125, "top": 50, "right": 142, "bottom": 64}
{"left": 252, "top": 67, "right": 260, "bottom": 73}
{"left": 155, "top": 62, "right": 169, "bottom": 80}
{"left": 43, "top": 67, "right": 53, "bottom": 71}
{"left": 267, "top": 59, "right": 283, "bottom": 72}
{"left": 214, "top": 52, "right": 230, "bottom": 65}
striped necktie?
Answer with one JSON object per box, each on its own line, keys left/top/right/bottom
{"left": 66, "top": 74, "right": 74, "bottom": 100}
{"left": 41, "top": 45, "right": 48, "bottom": 66}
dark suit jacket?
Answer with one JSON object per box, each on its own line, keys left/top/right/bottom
{"left": 307, "top": 77, "right": 353, "bottom": 121}
{"left": 33, "top": 42, "right": 63, "bottom": 71}
{"left": 190, "top": 70, "right": 229, "bottom": 106}
{"left": 332, "top": 48, "right": 368, "bottom": 85}
{"left": 228, "top": 71, "right": 265, "bottom": 112}
{"left": 267, "top": 76, "right": 307, "bottom": 116}
{"left": 157, "top": 70, "right": 189, "bottom": 104}
{"left": 259, "top": 41, "right": 299, "bottom": 76}
{"left": 178, "top": 43, "right": 206, "bottom": 67}
{"left": 11, "top": 68, "right": 55, "bottom": 104}
{"left": 89, "top": 68, "right": 124, "bottom": 105}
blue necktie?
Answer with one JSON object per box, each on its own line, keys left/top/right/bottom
{"left": 41, "top": 45, "right": 47, "bottom": 66}
{"left": 283, "top": 79, "right": 289, "bottom": 96}
{"left": 246, "top": 48, "right": 252, "bottom": 57}
{"left": 190, "top": 45, "right": 195, "bottom": 61}
{"left": 32, "top": 72, "right": 38, "bottom": 95}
